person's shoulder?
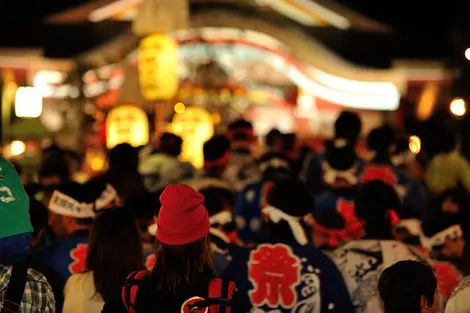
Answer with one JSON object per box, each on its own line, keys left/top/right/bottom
{"left": 26, "top": 268, "right": 53, "bottom": 285}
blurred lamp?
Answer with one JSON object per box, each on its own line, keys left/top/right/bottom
{"left": 409, "top": 136, "right": 421, "bottom": 155}
{"left": 465, "top": 48, "right": 470, "bottom": 61}
{"left": 15, "top": 87, "right": 43, "bottom": 118}
{"left": 106, "top": 105, "right": 149, "bottom": 149}
{"left": 9, "top": 140, "right": 26, "bottom": 156}
{"left": 450, "top": 98, "right": 466, "bottom": 117}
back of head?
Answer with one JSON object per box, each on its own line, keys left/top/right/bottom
{"left": 378, "top": 261, "right": 437, "bottom": 313}
{"left": 355, "top": 181, "right": 401, "bottom": 239}
{"left": 265, "top": 129, "right": 282, "bottom": 148}
{"left": 367, "top": 125, "right": 396, "bottom": 156}
{"left": 334, "top": 111, "right": 362, "bottom": 144}
{"left": 265, "top": 179, "right": 314, "bottom": 243}
{"left": 434, "top": 126, "right": 457, "bottom": 154}
{"left": 87, "top": 208, "right": 143, "bottom": 302}
{"left": 325, "top": 138, "right": 357, "bottom": 171}
{"left": 228, "top": 119, "right": 254, "bottom": 142}
{"left": 268, "top": 179, "right": 314, "bottom": 218}
{"left": 258, "top": 152, "right": 292, "bottom": 182}
{"left": 203, "top": 135, "right": 231, "bottom": 170}
{"left": 198, "top": 187, "right": 234, "bottom": 217}
{"left": 39, "top": 152, "right": 70, "bottom": 185}
{"left": 160, "top": 133, "right": 183, "bottom": 157}
{"left": 107, "top": 143, "right": 139, "bottom": 173}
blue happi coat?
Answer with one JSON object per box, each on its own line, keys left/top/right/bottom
{"left": 314, "top": 188, "right": 357, "bottom": 214}
{"left": 31, "top": 230, "right": 89, "bottom": 290}
{"left": 234, "top": 181, "right": 273, "bottom": 244}
{"left": 222, "top": 241, "right": 355, "bottom": 313}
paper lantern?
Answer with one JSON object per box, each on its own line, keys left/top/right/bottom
{"left": 168, "top": 107, "right": 213, "bottom": 168}
{"left": 138, "top": 34, "right": 178, "bottom": 100}
{"left": 106, "top": 105, "right": 149, "bottom": 149}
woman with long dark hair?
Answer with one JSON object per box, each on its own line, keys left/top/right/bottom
{"left": 63, "top": 208, "right": 144, "bottom": 313}
{"left": 102, "top": 184, "right": 243, "bottom": 313}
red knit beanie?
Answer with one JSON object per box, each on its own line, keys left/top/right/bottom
{"left": 156, "top": 184, "right": 210, "bottom": 245}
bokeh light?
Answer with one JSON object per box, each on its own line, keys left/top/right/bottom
{"left": 409, "top": 136, "right": 421, "bottom": 155}
{"left": 450, "top": 98, "right": 466, "bottom": 117}
{"left": 174, "top": 102, "right": 186, "bottom": 114}
{"left": 10, "top": 140, "right": 26, "bottom": 156}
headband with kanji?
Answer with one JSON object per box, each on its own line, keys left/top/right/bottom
{"left": 49, "top": 182, "right": 117, "bottom": 218}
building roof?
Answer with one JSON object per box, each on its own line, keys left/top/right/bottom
{"left": 0, "top": 1, "right": 451, "bottom": 72}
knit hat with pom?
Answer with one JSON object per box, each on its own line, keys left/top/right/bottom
{"left": 157, "top": 184, "right": 210, "bottom": 245}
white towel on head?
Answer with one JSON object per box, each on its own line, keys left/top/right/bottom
{"left": 209, "top": 211, "right": 233, "bottom": 226}
{"left": 262, "top": 206, "right": 308, "bottom": 245}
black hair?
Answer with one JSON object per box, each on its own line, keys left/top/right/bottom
{"left": 334, "top": 111, "right": 362, "bottom": 144}
{"left": 39, "top": 153, "right": 70, "bottom": 182}
{"left": 264, "top": 179, "right": 313, "bottom": 243}
{"left": 433, "top": 126, "right": 457, "bottom": 154}
{"left": 257, "top": 152, "right": 292, "bottom": 181}
{"left": 151, "top": 237, "right": 215, "bottom": 294}
{"left": 199, "top": 187, "right": 235, "bottom": 216}
{"left": 266, "top": 129, "right": 282, "bottom": 147}
{"left": 107, "top": 143, "right": 139, "bottom": 173}
{"left": 160, "top": 133, "right": 183, "bottom": 157}
{"left": 367, "top": 125, "right": 396, "bottom": 162}
{"left": 281, "top": 133, "right": 297, "bottom": 152}
{"left": 355, "top": 181, "right": 401, "bottom": 240}
{"left": 203, "top": 135, "right": 230, "bottom": 162}
{"left": 228, "top": 119, "right": 254, "bottom": 141}
{"left": 314, "top": 210, "right": 345, "bottom": 230}
{"left": 87, "top": 208, "right": 144, "bottom": 302}
{"left": 378, "top": 261, "right": 437, "bottom": 313}
{"left": 199, "top": 187, "right": 236, "bottom": 233}
{"left": 324, "top": 139, "right": 356, "bottom": 171}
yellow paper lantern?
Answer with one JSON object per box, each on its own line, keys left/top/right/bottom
{"left": 106, "top": 105, "right": 149, "bottom": 149}
{"left": 138, "top": 34, "right": 179, "bottom": 100}
{"left": 168, "top": 107, "right": 213, "bottom": 168}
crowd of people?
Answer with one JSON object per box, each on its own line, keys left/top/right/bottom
{"left": 3, "top": 110, "right": 470, "bottom": 313}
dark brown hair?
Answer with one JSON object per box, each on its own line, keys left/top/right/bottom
{"left": 151, "top": 237, "right": 215, "bottom": 293}
{"left": 86, "top": 208, "right": 144, "bottom": 302}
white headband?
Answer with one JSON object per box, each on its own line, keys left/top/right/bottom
{"left": 48, "top": 184, "right": 117, "bottom": 218}
{"left": 395, "top": 219, "right": 422, "bottom": 236}
{"left": 428, "top": 225, "right": 463, "bottom": 249}
{"left": 323, "top": 167, "right": 358, "bottom": 185}
{"left": 49, "top": 191, "right": 96, "bottom": 218}
{"left": 209, "top": 211, "right": 233, "bottom": 226}
{"left": 262, "top": 205, "right": 308, "bottom": 245}
{"left": 191, "top": 178, "right": 232, "bottom": 192}
{"left": 259, "top": 158, "right": 290, "bottom": 173}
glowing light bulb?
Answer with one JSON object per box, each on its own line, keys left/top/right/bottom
{"left": 174, "top": 102, "right": 186, "bottom": 114}
{"left": 450, "top": 98, "right": 466, "bottom": 117}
